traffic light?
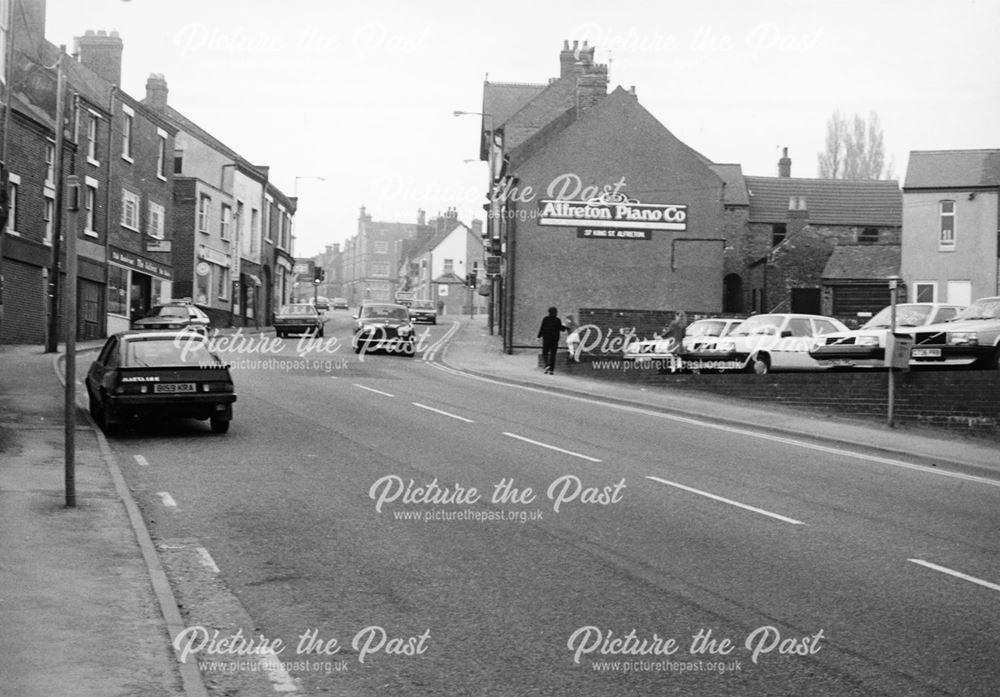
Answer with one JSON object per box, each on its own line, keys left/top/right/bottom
{"left": 467, "top": 270, "right": 477, "bottom": 288}
{"left": 313, "top": 267, "right": 325, "bottom": 284}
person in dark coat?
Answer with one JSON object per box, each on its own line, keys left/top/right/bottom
{"left": 537, "top": 306, "right": 566, "bottom": 374}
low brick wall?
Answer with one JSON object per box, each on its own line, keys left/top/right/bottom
{"left": 537, "top": 351, "right": 1000, "bottom": 437}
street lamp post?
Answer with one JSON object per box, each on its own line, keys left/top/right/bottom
{"left": 453, "top": 110, "right": 498, "bottom": 335}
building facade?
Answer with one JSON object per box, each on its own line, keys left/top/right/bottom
{"left": 901, "top": 149, "right": 1000, "bottom": 304}
{"left": 341, "top": 207, "right": 429, "bottom": 306}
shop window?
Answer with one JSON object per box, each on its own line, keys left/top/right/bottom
{"left": 196, "top": 266, "right": 211, "bottom": 306}
{"left": 939, "top": 200, "right": 955, "bottom": 249}
{"left": 216, "top": 266, "right": 229, "bottom": 301}
{"left": 108, "top": 265, "right": 129, "bottom": 316}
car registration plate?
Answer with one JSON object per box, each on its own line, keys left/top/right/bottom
{"left": 911, "top": 348, "right": 941, "bottom": 358}
{"left": 155, "top": 383, "right": 196, "bottom": 393}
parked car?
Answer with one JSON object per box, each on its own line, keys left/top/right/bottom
{"left": 273, "top": 303, "right": 325, "bottom": 338}
{"left": 810, "top": 303, "right": 964, "bottom": 368}
{"left": 312, "top": 296, "right": 330, "bottom": 312}
{"left": 408, "top": 299, "right": 438, "bottom": 325}
{"left": 131, "top": 300, "right": 210, "bottom": 335}
{"left": 683, "top": 313, "right": 849, "bottom": 374}
{"left": 906, "top": 296, "right": 1000, "bottom": 369}
{"left": 622, "top": 317, "right": 742, "bottom": 364}
{"left": 331, "top": 297, "right": 349, "bottom": 310}
{"left": 85, "top": 331, "right": 236, "bottom": 435}
{"left": 352, "top": 302, "right": 416, "bottom": 356}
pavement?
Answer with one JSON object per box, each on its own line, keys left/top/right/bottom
{"left": 0, "top": 317, "right": 997, "bottom": 696}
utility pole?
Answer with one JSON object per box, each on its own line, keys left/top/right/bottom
{"left": 45, "top": 46, "right": 67, "bottom": 353}
{"left": 64, "top": 174, "right": 79, "bottom": 508}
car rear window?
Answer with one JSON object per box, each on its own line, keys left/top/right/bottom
{"left": 280, "top": 305, "right": 317, "bottom": 315}
{"left": 361, "top": 305, "right": 409, "bottom": 320}
{"left": 124, "top": 337, "right": 220, "bottom": 366}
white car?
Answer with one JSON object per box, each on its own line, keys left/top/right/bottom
{"left": 684, "top": 313, "right": 849, "bottom": 374}
{"left": 622, "top": 318, "right": 742, "bottom": 366}
{"left": 810, "top": 303, "right": 964, "bottom": 368}
{"left": 907, "top": 296, "right": 1000, "bottom": 369}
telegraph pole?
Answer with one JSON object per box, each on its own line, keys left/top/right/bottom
{"left": 64, "top": 175, "right": 79, "bottom": 507}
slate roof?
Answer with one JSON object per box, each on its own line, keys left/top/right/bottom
{"left": 480, "top": 81, "right": 548, "bottom": 158}
{"left": 903, "top": 150, "right": 1000, "bottom": 190}
{"left": 708, "top": 164, "right": 750, "bottom": 206}
{"left": 745, "top": 176, "right": 902, "bottom": 226}
{"left": 822, "top": 245, "right": 901, "bottom": 280}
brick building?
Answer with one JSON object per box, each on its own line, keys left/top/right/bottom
{"left": 340, "top": 207, "right": 431, "bottom": 307}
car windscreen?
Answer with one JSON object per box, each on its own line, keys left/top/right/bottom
{"left": 862, "top": 304, "right": 932, "bottom": 329}
{"left": 279, "top": 305, "right": 316, "bottom": 315}
{"left": 411, "top": 302, "right": 434, "bottom": 310}
{"left": 150, "top": 306, "right": 188, "bottom": 318}
{"left": 124, "top": 337, "right": 221, "bottom": 367}
{"left": 361, "top": 305, "right": 409, "bottom": 321}
{"left": 730, "top": 315, "right": 782, "bottom": 336}
{"left": 954, "top": 298, "right": 1000, "bottom": 321}
{"left": 685, "top": 320, "right": 728, "bottom": 337}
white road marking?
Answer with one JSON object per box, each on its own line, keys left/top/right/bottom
{"left": 195, "top": 547, "right": 220, "bottom": 573}
{"left": 908, "top": 558, "right": 1000, "bottom": 593}
{"left": 412, "top": 402, "right": 475, "bottom": 423}
{"left": 645, "top": 475, "right": 806, "bottom": 525}
{"left": 430, "top": 361, "right": 1000, "bottom": 489}
{"left": 503, "top": 432, "right": 602, "bottom": 462}
{"left": 156, "top": 491, "right": 177, "bottom": 508}
{"left": 353, "top": 383, "right": 395, "bottom": 398}
{"left": 134, "top": 454, "right": 150, "bottom": 467}
{"left": 260, "top": 648, "right": 299, "bottom": 692}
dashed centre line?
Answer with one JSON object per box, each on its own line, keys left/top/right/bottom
{"left": 134, "top": 454, "right": 150, "bottom": 467}
{"left": 353, "top": 383, "right": 395, "bottom": 398}
{"left": 503, "top": 432, "right": 602, "bottom": 462}
{"left": 156, "top": 491, "right": 177, "bottom": 508}
{"left": 908, "top": 559, "right": 1000, "bottom": 593}
{"left": 412, "top": 402, "right": 475, "bottom": 423}
{"left": 645, "top": 475, "right": 805, "bottom": 526}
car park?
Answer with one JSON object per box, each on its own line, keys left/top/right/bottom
{"left": 352, "top": 302, "right": 416, "bottom": 356}
{"left": 408, "top": 299, "right": 438, "bottom": 325}
{"left": 85, "top": 331, "right": 236, "bottom": 435}
{"left": 906, "top": 296, "right": 1000, "bottom": 369}
{"left": 622, "top": 317, "right": 742, "bottom": 365}
{"left": 810, "top": 303, "right": 964, "bottom": 368}
{"left": 273, "top": 303, "right": 325, "bottom": 338}
{"left": 683, "top": 313, "right": 849, "bottom": 374}
{"left": 131, "top": 300, "right": 210, "bottom": 335}
{"left": 331, "top": 297, "right": 349, "bottom": 310}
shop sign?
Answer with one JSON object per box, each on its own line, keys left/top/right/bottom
{"left": 577, "top": 228, "right": 651, "bottom": 240}
{"left": 539, "top": 191, "right": 687, "bottom": 233}
{"left": 109, "top": 246, "right": 173, "bottom": 280}
{"left": 146, "top": 239, "right": 171, "bottom": 253}
{"left": 198, "top": 245, "right": 230, "bottom": 267}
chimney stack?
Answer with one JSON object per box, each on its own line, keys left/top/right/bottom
{"left": 75, "top": 29, "right": 124, "bottom": 87}
{"left": 417, "top": 209, "right": 426, "bottom": 226}
{"left": 145, "top": 73, "right": 169, "bottom": 110}
{"left": 778, "top": 147, "right": 792, "bottom": 178}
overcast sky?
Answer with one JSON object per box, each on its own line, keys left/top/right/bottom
{"left": 43, "top": 0, "right": 1000, "bottom": 257}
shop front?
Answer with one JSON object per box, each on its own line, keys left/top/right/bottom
{"left": 107, "top": 246, "right": 172, "bottom": 335}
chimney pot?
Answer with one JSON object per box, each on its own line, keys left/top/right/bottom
{"left": 778, "top": 147, "right": 792, "bottom": 178}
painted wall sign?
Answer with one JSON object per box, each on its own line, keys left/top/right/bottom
{"left": 539, "top": 191, "right": 687, "bottom": 232}
{"left": 109, "top": 246, "right": 173, "bottom": 280}
{"left": 577, "top": 228, "right": 651, "bottom": 240}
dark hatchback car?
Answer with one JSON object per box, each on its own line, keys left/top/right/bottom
{"left": 132, "top": 301, "right": 210, "bottom": 335}
{"left": 86, "top": 331, "right": 236, "bottom": 435}
{"left": 352, "top": 302, "right": 416, "bottom": 356}
{"left": 408, "top": 299, "right": 438, "bottom": 325}
{"left": 273, "top": 303, "right": 325, "bottom": 338}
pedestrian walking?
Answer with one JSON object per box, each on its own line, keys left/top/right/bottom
{"left": 537, "top": 306, "right": 567, "bottom": 374}
{"left": 662, "top": 311, "right": 688, "bottom": 372}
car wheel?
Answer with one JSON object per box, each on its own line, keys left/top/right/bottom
{"left": 750, "top": 353, "right": 771, "bottom": 375}
{"left": 318, "top": 327, "right": 325, "bottom": 338}
{"left": 210, "top": 417, "right": 230, "bottom": 434}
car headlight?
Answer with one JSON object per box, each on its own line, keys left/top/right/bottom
{"left": 397, "top": 326, "right": 412, "bottom": 336}
{"left": 947, "top": 332, "right": 979, "bottom": 346}
{"left": 856, "top": 336, "right": 879, "bottom": 347}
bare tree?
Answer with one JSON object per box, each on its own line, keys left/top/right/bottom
{"left": 817, "top": 111, "right": 893, "bottom": 179}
